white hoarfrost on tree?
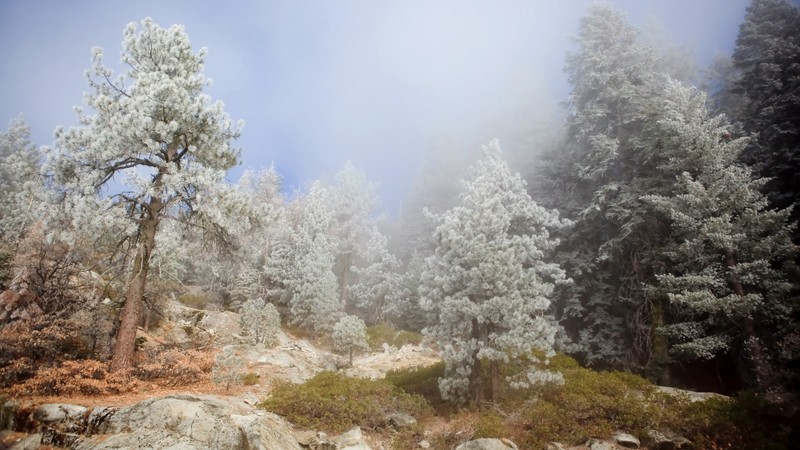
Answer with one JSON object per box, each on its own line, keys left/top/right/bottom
{"left": 274, "top": 183, "right": 343, "bottom": 333}
{"left": 643, "top": 80, "right": 798, "bottom": 388}
{"left": 212, "top": 346, "right": 245, "bottom": 392}
{"left": 351, "top": 226, "right": 401, "bottom": 325}
{"left": 44, "top": 18, "right": 245, "bottom": 371}
{"left": 332, "top": 314, "right": 369, "bottom": 366}
{"left": 329, "top": 162, "right": 378, "bottom": 309}
{"left": 240, "top": 297, "right": 281, "bottom": 346}
{"left": 0, "top": 116, "right": 42, "bottom": 244}
{"left": 420, "top": 140, "right": 571, "bottom": 406}
{"left": 389, "top": 252, "right": 431, "bottom": 332}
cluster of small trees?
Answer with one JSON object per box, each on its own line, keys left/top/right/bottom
{"left": 1, "top": 0, "right": 798, "bottom": 407}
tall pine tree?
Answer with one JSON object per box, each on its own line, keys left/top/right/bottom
{"left": 548, "top": 5, "right": 670, "bottom": 372}
{"left": 644, "top": 80, "right": 798, "bottom": 390}
{"left": 421, "top": 140, "right": 569, "bottom": 406}
{"left": 731, "top": 0, "right": 800, "bottom": 244}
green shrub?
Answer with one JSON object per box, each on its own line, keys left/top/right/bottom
{"left": 259, "top": 371, "right": 432, "bottom": 433}
{"left": 0, "top": 248, "right": 11, "bottom": 290}
{"left": 473, "top": 411, "right": 508, "bottom": 440}
{"left": 386, "top": 362, "right": 447, "bottom": 412}
{"left": 441, "top": 353, "right": 795, "bottom": 450}
{"left": 177, "top": 293, "right": 211, "bottom": 310}
{"left": 366, "top": 323, "right": 422, "bottom": 350}
{"left": 394, "top": 330, "right": 423, "bottom": 347}
{"left": 241, "top": 372, "right": 260, "bottom": 386}
{"left": 511, "top": 367, "right": 655, "bottom": 446}
{"left": 674, "top": 391, "right": 793, "bottom": 450}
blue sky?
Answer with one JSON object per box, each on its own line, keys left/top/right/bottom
{"left": 0, "top": 0, "right": 753, "bottom": 215}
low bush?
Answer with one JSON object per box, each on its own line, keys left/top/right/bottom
{"left": 134, "top": 349, "right": 213, "bottom": 386}
{"left": 241, "top": 372, "right": 260, "bottom": 386}
{"left": 511, "top": 366, "right": 656, "bottom": 446}
{"left": 0, "top": 317, "right": 88, "bottom": 387}
{"left": 8, "top": 360, "right": 137, "bottom": 396}
{"left": 417, "top": 352, "right": 795, "bottom": 450}
{"left": 366, "top": 323, "right": 422, "bottom": 350}
{"left": 259, "top": 371, "right": 432, "bottom": 433}
{"left": 211, "top": 347, "right": 245, "bottom": 391}
{"left": 386, "top": 362, "right": 447, "bottom": 412}
{"left": 674, "top": 391, "right": 794, "bottom": 450}
{"left": 177, "top": 293, "right": 211, "bottom": 310}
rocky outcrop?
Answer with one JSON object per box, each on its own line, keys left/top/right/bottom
{"left": 655, "top": 386, "right": 727, "bottom": 403}
{"left": 612, "top": 431, "right": 640, "bottom": 448}
{"left": 73, "top": 393, "right": 302, "bottom": 449}
{"left": 455, "top": 438, "right": 519, "bottom": 449}
{"left": 4, "top": 393, "right": 388, "bottom": 450}
{"left": 647, "top": 429, "right": 692, "bottom": 449}
{"left": 149, "top": 300, "right": 244, "bottom": 347}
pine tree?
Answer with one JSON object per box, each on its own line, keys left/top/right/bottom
{"left": 44, "top": 18, "right": 243, "bottom": 371}
{"left": 731, "top": 0, "right": 800, "bottom": 242}
{"left": 240, "top": 297, "right": 281, "bottom": 346}
{"left": 350, "top": 226, "right": 401, "bottom": 325}
{"left": 329, "top": 162, "right": 378, "bottom": 310}
{"left": 644, "top": 80, "right": 798, "bottom": 389}
{"left": 388, "top": 252, "right": 430, "bottom": 332}
{"left": 332, "top": 314, "right": 369, "bottom": 366}
{"left": 421, "top": 140, "right": 569, "bottom": 406}
{"left": 280, "top": 183, "right": 342, "bottom": 333}
{"left": 0, "top": 116, "right": 42, "bottom": 244}
{"left": 549, "top": 4, "right": 669, "bottom": 371}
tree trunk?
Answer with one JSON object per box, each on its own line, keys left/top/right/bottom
{"left": 724, "top": 250, "right": 763, "bottom": 387}
{"left": 110, "top": 211, "right": 159, "bottom": 372}
{"left": 488, "top": 360, "right": 500, "bottom": 402}
{"left": 650, "top": 296, "right": 671, "bottom": 385}
{"left": 339, "top": 252, "right": 351, "bottom": 309}
{"left": 469, "top": 318, "right": 484, "bottom": 407}
{"left": 349, "top": 348, "right": 354, "bottom": 367}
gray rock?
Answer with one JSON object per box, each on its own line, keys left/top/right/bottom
{"left": 333, "top": 426, "right": 372, "bottom": 449}
{"left": 655, "top": 386, "right": 727, "bottom": 403}
{"left": 585, "top": 439, "right": 615, "bottom": 450}
{"left": 1, "top": 399, "right": 19, "bottom": 430}
{"left": 198, "top": 310, "right": 243, "bottom": 345}
{"left": 33, "top": 403, "right": 87, "bottom": 427}
{"left": 294, "top": 429, "right": 317, "bottom": 446}
{"left": 387, "top": 411, "right": 417, "bottom": 429}
{"left": 418, "top": 439, "right": 431, "bottom": 448}
{"left": 544, "top": 443, "right": 566, "bottom": 450}
{"left": 647, "top": 430, "right": 692, "bottom": 449}
{"left": 73, "top": 394, "right": 302, "bottom": 450}
{"left": 455, "top": 437, "right": 519, "bottom": 450}
{"left": 5, "top": 432, "right": 42, "bottom": 450}
{"left": 85, "top": 406, "right": 117, "bottom": 435}
{"left": 613, "top": 431, "right": 640, "bottom": 448}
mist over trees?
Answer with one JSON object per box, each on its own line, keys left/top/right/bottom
{"left": 1, "top": 0, "right": 799, "bottom": 411}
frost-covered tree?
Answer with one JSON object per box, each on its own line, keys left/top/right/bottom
{"left": 0, "top": 116, "right": 42, "bottom": 244}
{"left": 220, "top": 166, "right": 283, "bottom": 307}
{"left": 240, "top": 297, "right": 281, "bottom": 346}
{"left": 212, "top": 346, "right": 245, "bottom": 391}
{"left": 276, "top": 184, "right": 342, "bottom": 333}
{"left": 350, "top": 226, "right": 401, "bottom": 325}
{"left": 643, "top": 80, "right": 798, "bottom": 389}
{"left": 332, "top": 314, "right": 369, "bottom": 366}
{"left": 547, "top": 4, "right": 676, "bottom": 374}
{"left": 421, "top": 140, "right": 570, "bottom": 406}
{"left": 44, "top": 18, "right": 244, "bottom": 371}
{"left": 730, "top": 0, "right": 800, "bottom": 245}
{"left": 388, "top": 252, "right": 430, "bottom": 332}
{"left": 329, "top": 162, "right": 378, "bottom": 308}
